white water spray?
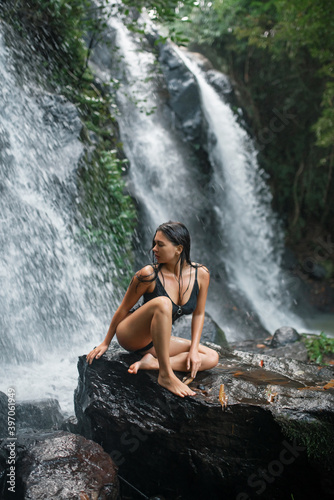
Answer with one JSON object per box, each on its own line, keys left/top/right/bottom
{"left": 0, "top": 33, "right": 115, "bottom": 413}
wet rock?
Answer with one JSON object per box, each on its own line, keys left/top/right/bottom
{"left": 0, "top": 431, "right": 119, "bottom": 500}
{"left": 0, "top": 394, "right": 66, "bottom": 437}
{"left": 271, "top": 326, "right": 300, "bottom": 347}
{"left": 231, "top": 336, "right": 308, "bottom": 362}
{"left": 159, "top": 44, "right": 204, "bottom": 142}
{"left": 0, "top": 395, "right": 119, "bottom": 499}
{"left": 206, "top": 69, "right": 233, "bottom": 96}
{"left": 265, "top": 341, "right": 308, "bottom": 362}
{"left": 61, "top": 414, "right": 81, "bottom": 434}
{"left": 74, "top": 344, "right": 334, "bottom": 500}
{"left": 0, "top": 392, "right": 7, "bottom": 438}
{"left": 16, "top": 398, "right": 65, "bottom": 433}
{"left": 172, "top": 313, "right": 228, "bottom": 347}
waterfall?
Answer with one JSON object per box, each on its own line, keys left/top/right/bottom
{"left": 174, "top": 48, "right": 306, "bottom": 334}
{"left": 104, "top": 19, "right": 306, "bottom": 337}
{"left": 107, "top": 20, "right": 208, "bottom": 235}
{"left": 0, "top": 31, "right": 115, "bottom": 414}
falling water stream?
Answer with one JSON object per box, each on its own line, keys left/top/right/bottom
{"left": 0, "top": 31, "right": 116, "bottom": 414}
{"left": 173, "top": 47, "right": 307, "bottom": 334}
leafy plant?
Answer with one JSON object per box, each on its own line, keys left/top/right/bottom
{"left": 302, "top": 332, "right": 334, "bottom": 364}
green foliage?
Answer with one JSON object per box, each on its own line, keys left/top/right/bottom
{"left": 313, "top": 82, "right": 334, "bottom": 148}
{"left": 121, "top": 0, "right": 196, "bottom": 23}
{"left": 302, "top": 332, "right": 334, "bottom": 364}
{"left": 170, "top": 0, "right": 334, "bottom": 247}
{"left": 0, "top": 0, "right": 97, "bottom": 87}
{"left": 78, "top": 147, "right": 136, "bottom": 288}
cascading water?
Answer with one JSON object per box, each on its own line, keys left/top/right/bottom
{"left": 0, "top": 31, "right": 115, "bottom": 414}
{"left": 106, "top": 19, "right": 208, "bottom": 237}
{"left": 102, "top": 18, "right": 306, "bottom": 337}
{"left": 174, "top": 48, "right": 306, "bottom": 334}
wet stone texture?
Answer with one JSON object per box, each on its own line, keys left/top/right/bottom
{"left": 159, "top": 44, "right": 204, "bottom": 143}
{"left": 16, "top": 431, "right": 119, "bottom": 500}
{"left": 0, "top": 395, "right": 119, "bottom": 500}
{"left": 75, "top": 343, "right": 334, "bottom": 500}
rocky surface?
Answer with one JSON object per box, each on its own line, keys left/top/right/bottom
{"left": 15, "top": 398, "right": 65, "bottom": 433}
{"left": 172, "top": 313, "right": 228, "bottom": 347}
{"left": 158, "top": 44, "right": 205, "bottom": 142}
{"left": 231, "top": 338, "right": 309, "bottom": 362}
{"left": 75, "top": 343, "right": 334, "bottom": 500}
{"left": 230, "top": 325, "right": 309, "bottom": 362}
{"left": 0, "top": 393, "right": 119, "bottom": 500}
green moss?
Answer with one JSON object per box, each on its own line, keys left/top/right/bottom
{"left": 77, "top": 146, "right": 136, "bottom": 289}
{"left": 276, "top": 414, "right": 334, "bottom": 466}
{"left": 214, "top": 327, "right": 229, "bottom": 348}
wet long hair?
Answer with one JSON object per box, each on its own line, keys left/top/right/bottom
{"left": 136, "top": 221, "right": 201, "bottom": 289}
{"left": 153, "top": 221, "right": 192, "bottom": 269}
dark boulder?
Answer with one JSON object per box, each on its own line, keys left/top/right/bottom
{"left": 16, "top": 398, "right": 65, "bottom": 433}
{"left": 74, "top": 344, "right": 334, "bottom": 500}
{"left": 172, "top": 313, "right": 228, "bottom": 346}
{"left": 0, "top": 431, "right": 119, "bottom": 500}
{"left": 159, "top": 44, "right": 204, "bottom": 142}
{"left": 270, "top": 326, "right": 301, "bottom": 347}
{"left": 0, "top": 394, "right": 119, "bottom": 499}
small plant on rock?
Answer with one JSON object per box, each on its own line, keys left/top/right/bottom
{"left": 302, "top": 332, "right": 334, "bottom": 364}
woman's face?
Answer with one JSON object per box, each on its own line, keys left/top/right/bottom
{"left": 152, "top": 230, "right": 182, "bottom": 264}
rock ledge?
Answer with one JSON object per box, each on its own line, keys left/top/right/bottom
{"left": 74, "top": 343, "right": 334, "bottom": 500}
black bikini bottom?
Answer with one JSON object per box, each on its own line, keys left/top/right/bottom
{"left": 134, "top": 340, "right": 154, "bottom": 354}
{"left": 128, "top": 304, "right": 154, "bottom": 354}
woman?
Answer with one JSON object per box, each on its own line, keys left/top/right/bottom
{"left": 86, "top": 221, "right": 219, "bottom": 397}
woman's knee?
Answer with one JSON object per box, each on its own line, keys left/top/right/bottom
{"left": 152, "top": 296, "right": 173, "bottom": 316}
{"left": 207, "top": 347, "right": 219, "bottom": 368}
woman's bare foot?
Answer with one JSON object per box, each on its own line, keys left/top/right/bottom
{"left": 128, "top": 354, "right": 195, "bottom": 397}
{"left": 158, "top": 373, "right": 196, "bottom": 398}
{"left": 128, "top": 353, "right": 158, "bottom": 374}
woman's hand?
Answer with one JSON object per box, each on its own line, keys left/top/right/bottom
{"left": 86, "top": 343, "right": 108, "bottom": 365}
{"left": 186, "top": 349, "right": 202, "bottom": 378}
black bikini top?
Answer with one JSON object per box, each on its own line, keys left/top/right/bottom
{"left": 143, "top": 267, "right": 199, "bottom": 323}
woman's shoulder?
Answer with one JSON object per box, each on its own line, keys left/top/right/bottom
{"left": 192, "top": 262, "right": 210, "bottom": 275}
{"left": 135, "top": 264, "right": 157, "bottom": 281}
{"left": 192, "top": 263, "right": 210, "bottom": 285}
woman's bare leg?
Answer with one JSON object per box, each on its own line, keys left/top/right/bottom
{"left": 116, "top": 297, "right": 195, "bottom": 397}
{"left": 128, "top": 337, "right": 219, "bottom": 374}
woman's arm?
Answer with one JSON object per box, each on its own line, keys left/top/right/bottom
{"left": 86, "top": 266, "right": 154, "bottom": 364}
{"left": 187, "top": 266, "right": 210, "bottom": 377}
